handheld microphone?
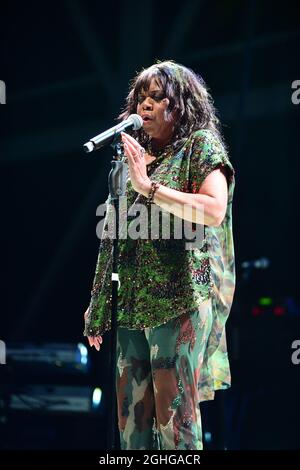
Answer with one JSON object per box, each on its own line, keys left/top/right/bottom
{"left": 83, "top": 114, "right": 143, "bottom": 153}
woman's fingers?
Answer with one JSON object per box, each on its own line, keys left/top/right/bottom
{"left": 122, "top": 132, "right": 139, "bottom": 147}
{"left": 94, "top": 336, "right": 102, "bottom": 351}
{"left": 92, "top": 336, "right": 102, "bottom": 351}
{"left": 87, "top": 335, "right": 102, "bottom": 351}
{"left": 123, "top": 140, "right": 136, "bottom": 159}
{"left": 121, "top": 133, "right": 139, "bottom": 158}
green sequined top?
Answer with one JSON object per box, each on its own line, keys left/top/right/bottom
{"left": 84, "top": 129, "right": 235, "bottom": 345}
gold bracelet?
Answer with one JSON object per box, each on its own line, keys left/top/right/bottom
{"left": 147, "top": 181, "right": 160, "bottom": 205}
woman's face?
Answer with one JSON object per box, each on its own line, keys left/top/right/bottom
{"left": 136, "top": 78, "right": 175, "bottom": 145}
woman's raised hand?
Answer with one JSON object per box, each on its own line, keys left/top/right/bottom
{"left": 121, "top": 132, "right": 151, "bottom": 196}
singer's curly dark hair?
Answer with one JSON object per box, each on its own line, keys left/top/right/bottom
{"left": 119, "top": 60, "right": 224, "bottom": 147}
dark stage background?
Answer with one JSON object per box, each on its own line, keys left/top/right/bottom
{"left": 0, "top": 0, "right": 300, "bottom": 451}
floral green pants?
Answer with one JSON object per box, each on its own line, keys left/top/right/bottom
{"left": 116, "top": 299, "right": 213, "bottom": 450}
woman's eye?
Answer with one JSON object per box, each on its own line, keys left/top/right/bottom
{"left": 137, "top": 92, "right": 166, "bottom": 104}
{"left": 152, "top": 93, "right": 165, "bottom": 101}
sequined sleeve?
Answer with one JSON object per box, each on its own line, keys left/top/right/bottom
{"left": 83, "top": 197, "right": 114, "bottom": 337}
{"left": 189, "top": 129, "right": 235, "bottom": 194}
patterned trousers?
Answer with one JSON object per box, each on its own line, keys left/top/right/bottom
{"left": 116, "top": 298, "right": 213, "bottom": 450}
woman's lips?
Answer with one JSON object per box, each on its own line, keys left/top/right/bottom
{"left": 142, "top": 117, "right": 153, "bottom": 124}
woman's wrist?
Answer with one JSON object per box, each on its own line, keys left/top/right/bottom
{"left": 139, "top": 179, "right": 152, "bottom": 198}
{"left": 147, "top": 181, "right": 161, "bottom": 205}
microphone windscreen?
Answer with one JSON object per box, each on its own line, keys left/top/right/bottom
{"left": 128, "top": 114, "right": 143, "bottom": 130}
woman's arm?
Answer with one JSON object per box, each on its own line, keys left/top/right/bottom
{"left": 139, "top": 167, "right": 228, "bottom": 227}
{"left": 121, "top": 131, "right": 228, "bottom": 227}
